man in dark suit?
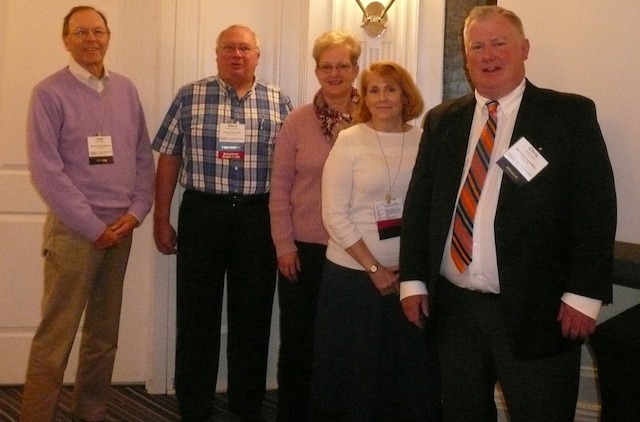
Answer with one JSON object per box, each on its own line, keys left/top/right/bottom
{"left": 399, "top": 5, "right": 616, "bottom": 422}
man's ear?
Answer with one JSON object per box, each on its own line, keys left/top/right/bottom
{"left": 521, "top": 38, "right": 530, "bottom": 60}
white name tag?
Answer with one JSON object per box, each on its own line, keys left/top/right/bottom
{"left": 218, "top": 122, "right": 246, "bottom": 160}
{"left": 497, "top": 137, "right": 548, "bottom": 185}
{"left": 87, "top": 135, "right": 114, "bottom": 164}
{"left": 374, "top": 198, "right": 404, "bottom": 240}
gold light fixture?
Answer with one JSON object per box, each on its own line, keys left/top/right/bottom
{"left": 354, "top": 0, "right": 397, "bottom": 37}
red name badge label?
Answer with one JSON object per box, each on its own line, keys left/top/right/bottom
{"left": 217, "top": 122, "right": 245, "bottom": 160}
{"left": 374, "top": 198, "right": 404, "bottom": 240}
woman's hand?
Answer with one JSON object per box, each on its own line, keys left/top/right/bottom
{"left": 369, "top": 265, "right": 399, "bottom": 296}
{"left": 278, "top": 251, "right": 301, "bottom": 282}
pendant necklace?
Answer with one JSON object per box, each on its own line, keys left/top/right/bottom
{"left": 373, "top": 124, "right": 405, "bottom": 204}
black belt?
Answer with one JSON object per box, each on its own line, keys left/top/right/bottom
{"left": 185, "top": 189, "right": 269, "bottom": 206}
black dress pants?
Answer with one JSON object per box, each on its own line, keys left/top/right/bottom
{"left": 436, "top": 279, "right": 581, "bottom": 422}
{"left": 276, "top": 241, "right": 326, "bottom": 422}
{"left": 175, "top": 190, "right": 277, "bottom": 421}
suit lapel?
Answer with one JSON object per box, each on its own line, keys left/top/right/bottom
{"left": 511, "top": 81, "right": 546, "bottom": 148}
{"left": 441, "top": 95, "right": 476, "bottom": 186}
{"left": 497, "top": 81, "right": 547, "bottom": 213}
{"left": 430, "top": 96, "right": 476, "bottom": 261}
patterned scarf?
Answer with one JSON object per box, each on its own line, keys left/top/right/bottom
{"left": 313, "top": 87, "right": 360, "bottom": 143}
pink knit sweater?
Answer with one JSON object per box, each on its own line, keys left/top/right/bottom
{"left": 269, "top": 104, "right": 333, "bottom": 257}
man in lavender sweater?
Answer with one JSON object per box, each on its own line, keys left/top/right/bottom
{"left": 20, "top": 6, "right": 154, "bottom": 422}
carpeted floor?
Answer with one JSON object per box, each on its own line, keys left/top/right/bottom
{"left": 0, "top": 385, "right": 278, "bottom": 421}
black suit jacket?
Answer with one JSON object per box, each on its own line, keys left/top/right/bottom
{"left": 400, "top": 80, "right": 617, "bottom": 359}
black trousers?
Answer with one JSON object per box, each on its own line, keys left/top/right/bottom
{"left": 590, "top": 303, "right": 640, "bottom": 422}
{"left": 436, "top": 278, "right": 581, "bottom": 422}
{"left": 175, "top": 190, "right": 276, "bottom": 421}
{"left": 276, "top": 241, "right": 326, "bottom": 422}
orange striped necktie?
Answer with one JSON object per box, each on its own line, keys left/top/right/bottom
{"left": 451, "top": 101, "right": 499, "bottom": 273}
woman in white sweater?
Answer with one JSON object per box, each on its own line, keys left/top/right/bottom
{"left": 310, "top": 62, "right": 442, "bottom": 421}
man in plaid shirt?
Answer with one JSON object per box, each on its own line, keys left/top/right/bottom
{"left": 152, "top": 24, "right": 292, "bottom": 422}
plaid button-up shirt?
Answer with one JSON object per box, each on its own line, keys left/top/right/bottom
{"left": 152, "top": 75, "right": 292, "bottom": 195}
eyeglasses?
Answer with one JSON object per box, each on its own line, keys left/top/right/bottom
{"left": 317, "top": 63, "right": 353, "bottom": 74}
{"left": 69, "top": 28, "right": 109, "bottom": 39}
{"left": 220, "top": 44, "right": 257, "bottom": 55}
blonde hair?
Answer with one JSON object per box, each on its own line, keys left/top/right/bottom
{"left": 312, "top": 30, "right": 361, "bottom": 65}
{"left": 356, "top": 61, "right": 424, "bottom": 123}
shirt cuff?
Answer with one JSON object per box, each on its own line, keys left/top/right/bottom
{"left": 127, "top": 211, "right": 142, "bottom": 226}
{"left": 561, "top": 293, "right": 602, "bottom": 320}
{"left": 400, "top": 280, "right": 428, "bottom": 300}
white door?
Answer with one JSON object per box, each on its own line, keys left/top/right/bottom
{"left": 0, "top": 0, "right": 160, "bottom": 385}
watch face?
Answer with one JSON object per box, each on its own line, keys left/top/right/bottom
{"left": 369, "top": 264, "right": 378, "bottom": 273}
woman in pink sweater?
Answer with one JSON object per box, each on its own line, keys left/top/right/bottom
{"left": 268, "top": 30, "right": 361, "bottom": 422}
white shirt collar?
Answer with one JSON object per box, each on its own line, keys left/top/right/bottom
{"left": 474, "top": 78, "right": 526, "bottom": 118}
{"left": 68, "top": 59, "right": 110, "bottom": 92}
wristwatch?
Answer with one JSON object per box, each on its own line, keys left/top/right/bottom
{"left": 367, "top": 263, "right": 379, "bottom": 274}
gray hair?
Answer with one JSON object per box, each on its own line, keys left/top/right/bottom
{"left": 463, "top": 6, "right": 526, "bottom": 49}
{"left": 216, "top": 24, "right": 260, "bottom": 50}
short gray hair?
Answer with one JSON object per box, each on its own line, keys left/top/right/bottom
{"left": 216, "top": 24, "right": 260, "bottom": 50}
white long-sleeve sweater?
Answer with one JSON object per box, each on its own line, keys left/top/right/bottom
{"left": 321, "top": 123, "right": 422, "bottom": 270}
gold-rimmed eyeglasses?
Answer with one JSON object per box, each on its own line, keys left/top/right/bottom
{"left": 68, "top": 28, "right": 109, "bottom": 39}
{"left": 317, "top": 63, "right": 353, "bottom": 74}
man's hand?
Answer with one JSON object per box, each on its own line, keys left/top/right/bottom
{"left": 401, "top": 294, "right": 429, "bottom": 329}
{"left": 154, "top": 218, "right": 178, "bottom": 255}
{"left": 92, "top": 227, "right": 119, "bottom": 250}
{"left": 110, "top": 213, "right": 139, "bottom": 238}
{"left": 93, "top": 213, "right": 140, "bottom": 250}
{"left": 557, "top": 301, "right": 596, "bottom": 339}
{"left": 278, "top": 252, "right": 301, "bottom": 282}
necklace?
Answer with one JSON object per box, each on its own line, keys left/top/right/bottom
{"left": 373, "top": 124, "right": 405, "bottom": 204}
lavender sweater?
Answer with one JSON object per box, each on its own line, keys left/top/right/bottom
{"left": 27, "top": 68, "right": 155, "bottom": 241}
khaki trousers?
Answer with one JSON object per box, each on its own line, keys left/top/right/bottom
{"left": 20, "top": 214, "right": 132, "bottom": 422}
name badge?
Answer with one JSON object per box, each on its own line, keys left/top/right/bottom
{"left": 497, "top": 137, "right": 548, "bottom": 186}
{"left": 374, "top": 198, "right": 403, "bottom": 240}
{"left": 218, "top": 122, "right": 246, "bottom": 160}
{"left": 87, "top": 135, "right": 114, "bottom": 164}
